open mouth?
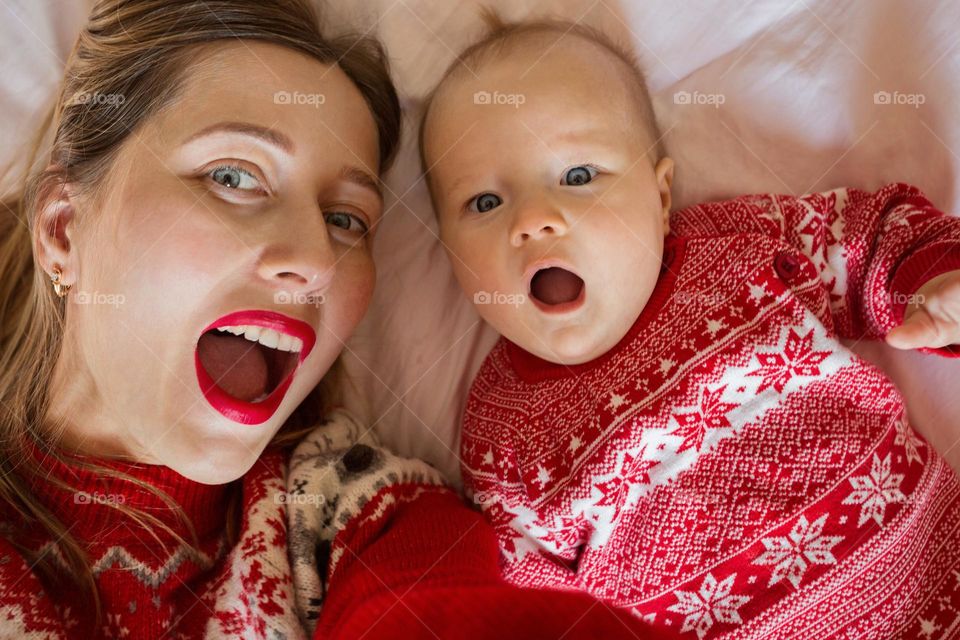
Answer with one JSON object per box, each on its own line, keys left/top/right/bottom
{"left": 529, "top": 266, "right": 586, "bottom": 313}
{"left": 194, "top": 310, "right": 316, "bottom": 425}
{"left": 197, "top": 327, "right": 300, "bottom": 402}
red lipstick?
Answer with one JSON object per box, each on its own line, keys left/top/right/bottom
{"left": 194, "top": 310, "right": 316, "bottom": 425}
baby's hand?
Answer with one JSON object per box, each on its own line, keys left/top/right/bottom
{"left": 886, "top": 269, "right": 960, "bottom": 350}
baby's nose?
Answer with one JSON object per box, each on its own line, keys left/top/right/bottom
{"left": 510, "top": 205, "right": 568, "bottom": 246}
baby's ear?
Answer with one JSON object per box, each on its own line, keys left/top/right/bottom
{"left": 654, "top": 157, "right": 674, "bottom": 233}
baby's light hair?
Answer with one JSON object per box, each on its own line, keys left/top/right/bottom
{"left": 418, "top": 9, "right": 667, "bottom": 204}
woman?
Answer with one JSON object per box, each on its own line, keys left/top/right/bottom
{"left": 0, "top": 1, "right": 673, "bottom": 638}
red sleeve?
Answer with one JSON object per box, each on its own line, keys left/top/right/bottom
{"left": 315, "top": 487, "right": 678, "bottom": 640}
{"left": 670, "top": 183, "right": 960, "bottom": 355}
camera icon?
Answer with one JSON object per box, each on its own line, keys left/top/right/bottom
{"left": 873, "top": 91, "right": 891, "bottom": 105}
{"left": 673, "top": 91, "right": 692, "bottom": 105}
{"left": 274, "top": 90, "right": 291, "bottom": 105}
{"left": 473, "top": 491, "right": 498, "bottom": 505}
{"left": 473, "top": 90, "right": 492, "bottom": 105}
{"left": 473, "top": 291, "right": 492, "bottom": 304}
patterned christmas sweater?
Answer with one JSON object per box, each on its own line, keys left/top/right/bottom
{"left": 460, "top": 183, "right": 960, "bottom": 640}
{"left": 0, "top": 414, "right": 675, "bottom": 640}
{"left": 0, "top": 443, "right": 306, "bottom": 639}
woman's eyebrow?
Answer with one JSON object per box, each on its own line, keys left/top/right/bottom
{"left": 340, "top": 165, "right": 384, "bottom": 205}
{"left": 182, "top": 121, "right": 295, "bottom": 153}
{"left": 183, "top": 123, "right": 382, "bottom": 202}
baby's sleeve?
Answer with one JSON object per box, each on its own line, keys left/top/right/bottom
{"left": 672, "top": 183, "right": 960, "bottom": 352}
{"left": 780, "top": 183, "right": 960, "bottom": 351}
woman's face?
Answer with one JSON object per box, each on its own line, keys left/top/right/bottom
{"left": 44, "top": 42, "right": 383, "bottom": 483}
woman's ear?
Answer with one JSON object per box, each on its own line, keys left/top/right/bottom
{"left": 654, "top": 156, "right": 674, "bottom": 234}
{"left": 34, "top": 171, "right": 79, "bottom": 286}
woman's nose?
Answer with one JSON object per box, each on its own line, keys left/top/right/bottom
{"left": 256, "top": 214, "right": 336, "bottom": 296}
{"left": 509, "top": 200, "right": 569, "bottom": 247}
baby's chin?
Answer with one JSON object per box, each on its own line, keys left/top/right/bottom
{"left": 529, "top": 325, "right": 621, "bottom": 365}
{"left": 495, "top": 314, "right": 623, "bottom": 365}
{"left": 501, "top": 286, "right": 654, "bottom": 365}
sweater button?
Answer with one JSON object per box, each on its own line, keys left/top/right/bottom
{"left": 343, "top": 444, "right": 375, "bottom": 472}
{"left": 774, "top": 251, "right": 801, "bottom": 281}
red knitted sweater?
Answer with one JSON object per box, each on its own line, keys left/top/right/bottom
{"left": 0, "top": 441, "right": 675, "bottom": 639}
{"left": 0, "top": 445, "right": 302, "bottom": 638}
{"left": 461, "top": 183, "right": 960, "bottom": 639}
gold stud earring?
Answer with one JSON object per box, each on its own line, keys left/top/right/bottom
{"left": 50, "top": 267, "right": 71, "bottom": 298}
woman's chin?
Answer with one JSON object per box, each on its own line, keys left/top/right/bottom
{"left": 167, "top": 446, "right": 262, "bottom": 485}
{"left": 154, "top": 421, "right": 279, "bottom": 485}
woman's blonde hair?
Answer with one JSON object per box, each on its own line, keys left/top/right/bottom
{"left": 0, "top": 0, "right": 401, "bottom": 622}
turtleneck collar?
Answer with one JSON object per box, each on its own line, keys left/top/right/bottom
{"left": 22, "top": 439, "right": 232, "bottom": 545}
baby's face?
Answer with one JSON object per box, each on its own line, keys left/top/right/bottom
{"left": 424, "top": 35, "right": 673, "bottom": 365}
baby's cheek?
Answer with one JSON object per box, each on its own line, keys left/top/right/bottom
{"left": 453, "top": 246, "right": 495, "bottom": 294}
{"left": 474, "top": 299, "right": 520, "bottom": 342}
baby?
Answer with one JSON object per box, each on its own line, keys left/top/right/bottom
{"left": 420, "top": 16, "right": 960, "bottom": 640}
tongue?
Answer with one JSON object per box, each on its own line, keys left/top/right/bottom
{"left": 530, "top": 267, "right": 584, "bottom": 305}
{"left": 197, "top": 332, "right": 268, "bottom": 403}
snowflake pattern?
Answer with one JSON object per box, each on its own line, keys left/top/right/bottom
{"left": 667, "top": 572, "right": 751, "bottom": 639}
{"left": 608, "top": 392, "right": 629, "bottom": 412}
{"left": 752, "top": 514, "right": 844, "bottom": 588}
{"left": 102, "top": 612, "right": 130, "bottom": 639}
{"left": 591, "top": 446, "right": 659, "bottom": 508}
{"left": 746, "top": 328, "right": 830, "bottom": 393}
{"left": 797, "top": 191, "right": 839, "bottom": 256}
{"left": 669, "top": 385, "right": 738, "bottom": 453}
{"left": 841, "top": 453, "right": 908, "bottom": 526}
{"left": 540, "top": 514, "right": 584, "bottom": 552}
{"left": 894, "top": 418, "right": 925, "bottom": 466}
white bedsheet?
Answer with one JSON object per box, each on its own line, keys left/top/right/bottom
{"left": 3, "top": 0, "right": 958, "bottom": 483}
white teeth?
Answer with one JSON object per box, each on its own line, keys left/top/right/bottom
{"left": 259, "top": 328, "right": 280, "bottom": 349}
{"left": 278, "top": 336, "right": 303, "bottom": 353}
{"left": 214, "top": 325, "right": 303, "bottom": 353}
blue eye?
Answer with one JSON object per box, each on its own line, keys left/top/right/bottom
{"left": 561, "top": 166, "right": 598, "bottom": 186}
{"left": 209, "top": 165, "right": 262, "bottom": 191}
{"left": 325, "top": 211, "right": 368, "bottom": 235}
{"left": 468, "top": 193, "right": 502, "bottom": 213}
